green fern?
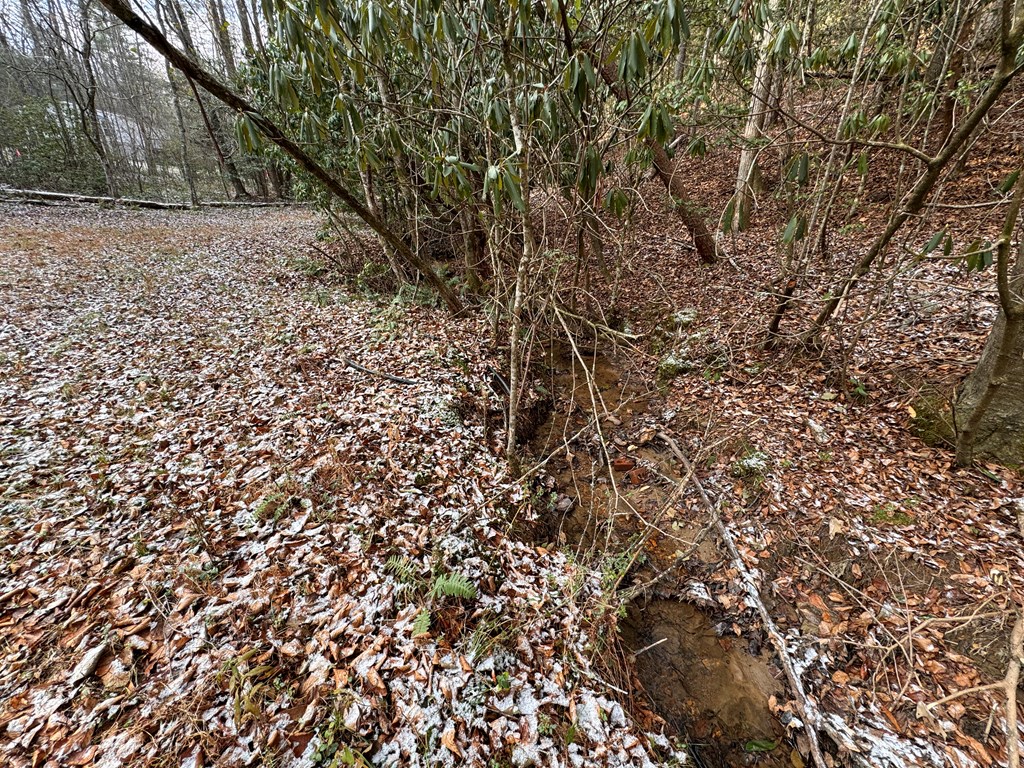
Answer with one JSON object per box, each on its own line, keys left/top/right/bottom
{"left": 430, "top": 572, "right": 477, "bottom": 600}
{"left": 385, "top": 555, "right": 417, "bottom": 585}
{"left": 411, "top": 610, "right": 431, "bottom": 636}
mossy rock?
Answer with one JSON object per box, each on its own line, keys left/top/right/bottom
{"left": 657, "top": 351, "right": 696, "bottom": 383}
{"left": 671, "top": 308, "right": 698, "bottom": 330}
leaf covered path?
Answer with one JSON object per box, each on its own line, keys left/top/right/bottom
{"left": 0, "top": 205, "right": 679, "bottom": 767}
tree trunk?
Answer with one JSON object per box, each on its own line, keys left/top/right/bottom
{"left": 164, "top": 0, "right": 247, "bottom": 198}
{"left": 672, "top": 37, "right": 687, "bottom": 81}
{"left": 248, "top": 0, "right": 267, "bottom": 58}
{"left": 732, "top": 0, "right": 777, "bottom": 231}
{"left": 649, "top": 141, "right": 720, "bottom": 263}
{"left": 956, "top": 309, "right": 1024, "bottom": 466}
{"left": 359, "top": 167, "right": 409, "bottom": 284}
{"left": 955, "top": 157, "right": 1024, "bottom": 466}
{"left": 504, "top": 107, "right": 535, "bottom": 476}
{"left": 732, "top": 28, "right": 774, "bottom": 232}
{"left": 931, "top": 11, "right": 974, "bottom": 154}
{"left": 267, "top": 164, "right": 284, "bottom": 198}
{"left": 459, "top": 207, "right": 488, "bottom": 293}
{"left": 168, "top": 65, "right": 199, "bottom": 205}
{"left": 77, "top": 0, "right": 119, "bottom": 197}
{"left": 185, "top": 73, "right": 249, "bottom": 199}
{"left": 207, "top": 0, "right": 237, "bottom": 81}
{"left": 592, "top": 53, "right": 719, "bottom": 263}
{"left": 234, "top": 0, "right": 255, "bottom": 56}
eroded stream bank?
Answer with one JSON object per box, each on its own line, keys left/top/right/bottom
{"left": 522, "top": 344, "right": 790, "bottom": 766}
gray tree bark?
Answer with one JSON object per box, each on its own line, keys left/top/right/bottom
{"left": 955, "top": 306, "right": 1024, "bottom": 466}
{"left": 955, "top": 157, "right": 1024, "bottom": 466}
{"left": 732, "top": 0, "right": 777, "bottom": 232}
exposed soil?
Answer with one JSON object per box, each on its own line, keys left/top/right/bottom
{"left": 621, "top": 599, "right": 785, "bottom": 768}
{"left": 524, "top": 345, "right": 790, "bottom": 765}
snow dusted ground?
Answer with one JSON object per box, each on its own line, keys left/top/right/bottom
{"left": 0, "top": 205, "right": 685, "bottom": 767}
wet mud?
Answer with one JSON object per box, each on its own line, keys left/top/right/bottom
{"left": 526, "top": 345, "right": 790, "bottom": 766}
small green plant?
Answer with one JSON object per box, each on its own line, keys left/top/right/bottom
{"left": 600, "top": 546, "right": 644, "bottom": 592}
{"left": 355, "top": 261, "right": 390, "bottom": 294}
{"left": 184, "top": 561, "right": 221, "bottom": 585}
{"left": 289, "top": 254, "right": 329, "bottom": 278}
{"left": 132, "top": 533, "right": 149, "bottom": 557}
{"left": 467, "top": 611, "right": 519, "bottom": 659}
{"left": 870, "top": 502, "right": 915, "bottom": 526}
{"left": 908, "top": 392, "right": 955, "bottom": 447}
{"left": 311, "top": 701, "right": 372, "bottom": 767}
{"left": 369, "top": 305, "right": 404, "bottom": 340}
{"left": 305, "top": 286, "right": 335, "bottom": 307}
{"left": 385, "top": 555, "right": 419, "bottom": 586}
{"left": 731, "top": 449, "right": 770, "bottom": 480}
{"left": 254, "top": 492, "right": 286, "bottom": 522}
{"left": 849, "top": 377, "right": 869, "bottom": 399}
{"left": 537, "top": 712, "right": 555, "bottom": 736}
{"left": 411, "top": 610, "right": 431, "bottom": 636}
{"left": 429, "top": 571, "right": 477, "bottom": 600}
{"left": 395, "top": 283, "right": 439, "bottom": 307}
{"left": 495, "top": 671, "right": 512, "bottom": 692}
{"left": 220, "top": 648, "right": 277, "bottom": 729}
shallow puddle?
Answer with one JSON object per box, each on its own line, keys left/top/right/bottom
{"left": 621, "top": 599, "right": 787, "bottom": 766}
{"left": 527, "top": 347, "right": 790, "bottom": 765}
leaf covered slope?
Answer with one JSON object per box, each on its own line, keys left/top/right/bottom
{"left": 0, "top": 205, "right": 681, "bottom": 767}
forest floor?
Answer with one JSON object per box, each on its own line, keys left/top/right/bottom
{"left": 0, "top": 197, "right": 1022, "bottom": 768}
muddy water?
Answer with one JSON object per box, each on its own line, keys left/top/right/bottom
{"left": 621, "top": 601, "right": 784, "bottom": 765}
{"left": 527, "top": 347, "right": 789, "bottom": 766}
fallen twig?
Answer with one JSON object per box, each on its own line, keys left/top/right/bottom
{"left": 0, "top": 187, "right": 302, "bottom": 209}
{"left": 338, "top": 356, "right": 420, "bottom": 385}
{"left": 1008, "top": 615, "right": 1023, "bottom": 768}
{"left": 656, "top": 430, "right": 829, "bottom": 768}
{"left": 632, "top": 637, "right": 668, "bottom": 657}
{"left": 917, "top": 613, "right": 1022, "bottom": 768}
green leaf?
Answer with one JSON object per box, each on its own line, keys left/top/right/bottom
{"left": 781, "top": 213, "right": 806, "bottom": 243}
{"left": 964, "top": 240, "right": 994, "bottom": 272}
{"left": 999, "top": 170, "right": 1020, "bottom": 194}
{"left": 502, "top": 168, "right": 524, "bottom": 212}
{"left": 866, "top": 113, "right": 890, "bottom": 136}
{"left": 235, "top": 113, "right": 262, "bottom": 153}
{"left": 604, "top": 188, "right": 629, "bottom": 218}
{"left": 430, "top": 572, "right": 477, "bottom": 600}
{"left": 686, "top": 135, "right": 707, "bottom": 157}
{"left": 786, "top": 152, "right": 809, "bottom": 185}
{"left": 745, "top": 739, "right": 778, "bottom": 753}
{"left": 411, "top": 610, "right": 431, "bottom": 636}
{"left": 922, "top": 229, "right": 945, "bottom": 254}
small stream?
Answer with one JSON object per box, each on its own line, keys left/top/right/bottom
{"left": 524, "top": 346, "right": 790, "bottom": 766}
